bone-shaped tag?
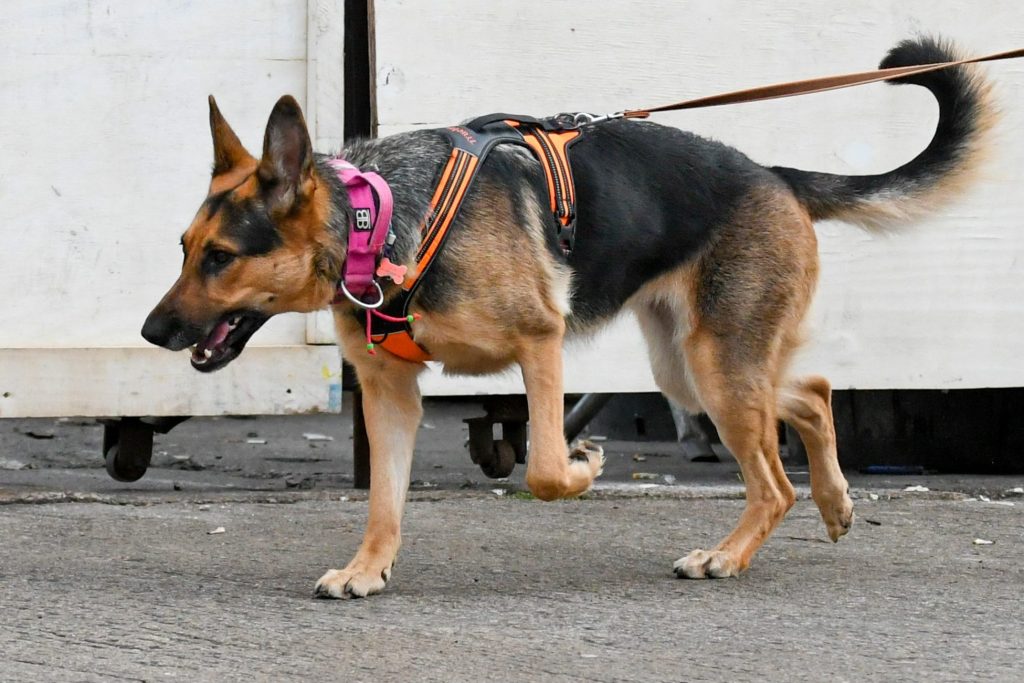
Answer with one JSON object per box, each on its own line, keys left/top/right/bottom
{"left": 376, "top": 257, "right": 407, "bottom": 285}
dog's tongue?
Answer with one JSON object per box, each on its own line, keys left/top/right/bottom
{"left": 199, "top": 321, "right": 232, "bottom": 353}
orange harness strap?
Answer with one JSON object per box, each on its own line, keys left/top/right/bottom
{"left": 507, "top": 121, "right": 580, "bottom": 253}
{"left": 370, "top": 117, "right": 582, "bottom": 363}
{"left": 402, "top": 145, "right": 480, "bottom": 291}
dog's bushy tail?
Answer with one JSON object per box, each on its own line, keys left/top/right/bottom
{"left": 772, "top": 36, "right": 997, "bottom": 232}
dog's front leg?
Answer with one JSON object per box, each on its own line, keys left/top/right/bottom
{"left": 519, "top": 327, "right": 604, "bottom": 501}
{"left": 315, "top": 330, "right": 423, "bottom": 599}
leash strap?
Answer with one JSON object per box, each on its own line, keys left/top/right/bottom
{"left": 326, "top": 158, "right": 394, "bottom": 300}
{"left": 623, "top": 46, "right": 1024, "bottom": 117}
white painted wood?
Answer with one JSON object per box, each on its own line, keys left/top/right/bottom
{"left": 0, "top": 0, "right": 310, "bottom": 349}
{"left": 305, "top": 0, "right": 346, "bottom": 154}
{"left": 0, "top": 1, "right": 343, "bottom": 417}
{"left": 306, "top": 309, "right": 341, "bottom": 345}
{"left": 0, "top": 346, "right": 342, "bottom": 418}
{"left": 372, "top": 0, "right": 1024, "bottom": 390}
{"left": 305, "top": 0, "right": 348, "bottom": 345}
{"left": 418, "top": 314, "right": 656, "bottom": 395}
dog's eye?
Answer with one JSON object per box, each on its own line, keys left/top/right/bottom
{"left": 202, "top": 249, "right": 237, "bottom": 274}
{"left": 211, "top": 250, "right": 234, "bottom": 266}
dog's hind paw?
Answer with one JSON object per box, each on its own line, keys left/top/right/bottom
{"left": 314, "top": 563, "right": 392, "bottom": 599}
{"left": 815, "top": 487, "right": 854, "bottom": 542}
{"left": 673, "top": 549, "right": 743, "bottom": 579}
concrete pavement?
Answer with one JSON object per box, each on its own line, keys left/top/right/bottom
{"left": 2, "top": 402, "right": 1023, "bottom": 681}
{"left": 1, "top": 494, "right": 1022, "bottom": 682}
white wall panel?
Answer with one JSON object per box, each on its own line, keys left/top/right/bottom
{"left": 0, "top": 0, "right": 311, "bottom": 349}
{"left": 0, "top": 1, "right": 344, "bottom": 416}
{"left": 374, "top": 0, "right": 1024, "bottom": 389}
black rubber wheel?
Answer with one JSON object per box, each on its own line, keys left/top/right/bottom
{"left": 479, "top": 440, "right": 517, "bottom": 479}
{"left": 103, "top": 418, "right": 154, "bottom": 482}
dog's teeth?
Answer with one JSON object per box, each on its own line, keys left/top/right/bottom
{"left": 204, "top": 349, "right": 213, "bottom": 359}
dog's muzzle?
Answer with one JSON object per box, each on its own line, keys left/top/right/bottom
{"left": 141, "top": 310, "right": 194, "bottom": 351}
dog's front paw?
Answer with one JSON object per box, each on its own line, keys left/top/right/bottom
{"left": 314, "top": 562, "right": 393, "bottom": 599}
{"left": 673, "top": 549, "right": 743, "bottom": 579}
{"left": 569, "top": 440, "right": 605, "bottom": 478}
{"left": 526, "top": 441, "right": 606, "bottom": 500}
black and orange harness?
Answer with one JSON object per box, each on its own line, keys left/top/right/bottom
{"left": 335, "top": 113, "right": 584, "bottom": 363}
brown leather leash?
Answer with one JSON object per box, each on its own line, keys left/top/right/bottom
{"left": 620, "top": 47, "right": 1024, "bottom": 118}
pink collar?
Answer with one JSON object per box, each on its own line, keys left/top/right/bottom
{"left": 326, "top": 158, "right": 394, "bottom": 304}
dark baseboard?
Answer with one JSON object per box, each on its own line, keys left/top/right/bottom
{"left": 563, "top": 389, "right": 1024, "bottom": 474}
{"left": 830, "top": 388, "right": 1024, "bottom": 474}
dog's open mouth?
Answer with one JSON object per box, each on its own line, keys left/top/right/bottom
{"left": 190, "top": 311, "right": 268, "bottom": 373}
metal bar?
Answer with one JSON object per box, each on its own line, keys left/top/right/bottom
{"left": 563, "top": 393, "right": 613, "bottom": 442}
{"left": 352, "top": 389, "right": 371, "bottom": 489}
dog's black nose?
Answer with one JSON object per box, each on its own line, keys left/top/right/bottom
{"left": 142, "top": 311, "right": 184, "bottom": 349}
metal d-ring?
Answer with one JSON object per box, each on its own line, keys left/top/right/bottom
{"left": 339, "top": 280, "right": 385, "bottom": 309}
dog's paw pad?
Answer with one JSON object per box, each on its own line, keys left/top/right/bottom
{"left": 673, "top": 549, "right": 742, "bottom": 580}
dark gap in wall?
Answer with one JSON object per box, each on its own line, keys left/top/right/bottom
{"left": 342, "top": 0, "right": 373, "bottom": 392}
{"left": 344, "top": 0, "right": 372, "bottom": 140}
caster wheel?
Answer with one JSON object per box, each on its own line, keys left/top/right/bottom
{"left": 104, "top": 444, "right": 145, "bottom": 482}
{"left": 102, "top": 418, "right": 154, "bottom": 482}
{"left": 479, "top": 440, "right": 516, "bottom": 479}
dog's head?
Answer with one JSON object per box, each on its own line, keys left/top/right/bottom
{"left": 141, "top": 96, "right": 343, "bottom": 372}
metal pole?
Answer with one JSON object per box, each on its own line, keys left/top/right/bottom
{"left": 352, "top": 389, "right": 371, "bottom": 489}
{"left": 564, "top": 393, "right": 613, "bottom": 442}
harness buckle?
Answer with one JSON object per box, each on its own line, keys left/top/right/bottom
{"left": 559, "top": 217, "right": 577, "bottom": 257}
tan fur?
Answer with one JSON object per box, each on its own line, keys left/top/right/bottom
{"left": 623, "top": 187, "right": 853, "bottom": 577}
{"left": 162, "top": 165, "right": 340, "bottom": 329}
{"left": 403, "top": 180, "right": 569, "bottom": 374}
{"left": 316, "top": 313, "right": 424, "bottom": 598}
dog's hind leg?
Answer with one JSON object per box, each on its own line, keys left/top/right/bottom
{"left": 658, "top": 188, "right": 827, "bottom": 578}
{"left": 634, "top": 295, "right": 702, "bottom": 413}
{"left": 673, "top": 328, "right": 797, "bottom": 578}
{"left": 315, "top": 319, "right": 424, "bottom": 599}
{"left": 778, "top": 375, "right": 853, "bottom": 541}
{"left": 518, "top": 323, "right": 605, "bottom": 501}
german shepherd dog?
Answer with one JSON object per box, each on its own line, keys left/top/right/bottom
{"left": 143, "top": 38, "right": 994, "bottom": 597}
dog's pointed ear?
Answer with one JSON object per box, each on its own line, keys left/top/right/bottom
{"left": 208, "top": 95, "right": 254, "bottom": 175}
{"left": 258, "top": 95, "right": 315, "bottom": 215}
